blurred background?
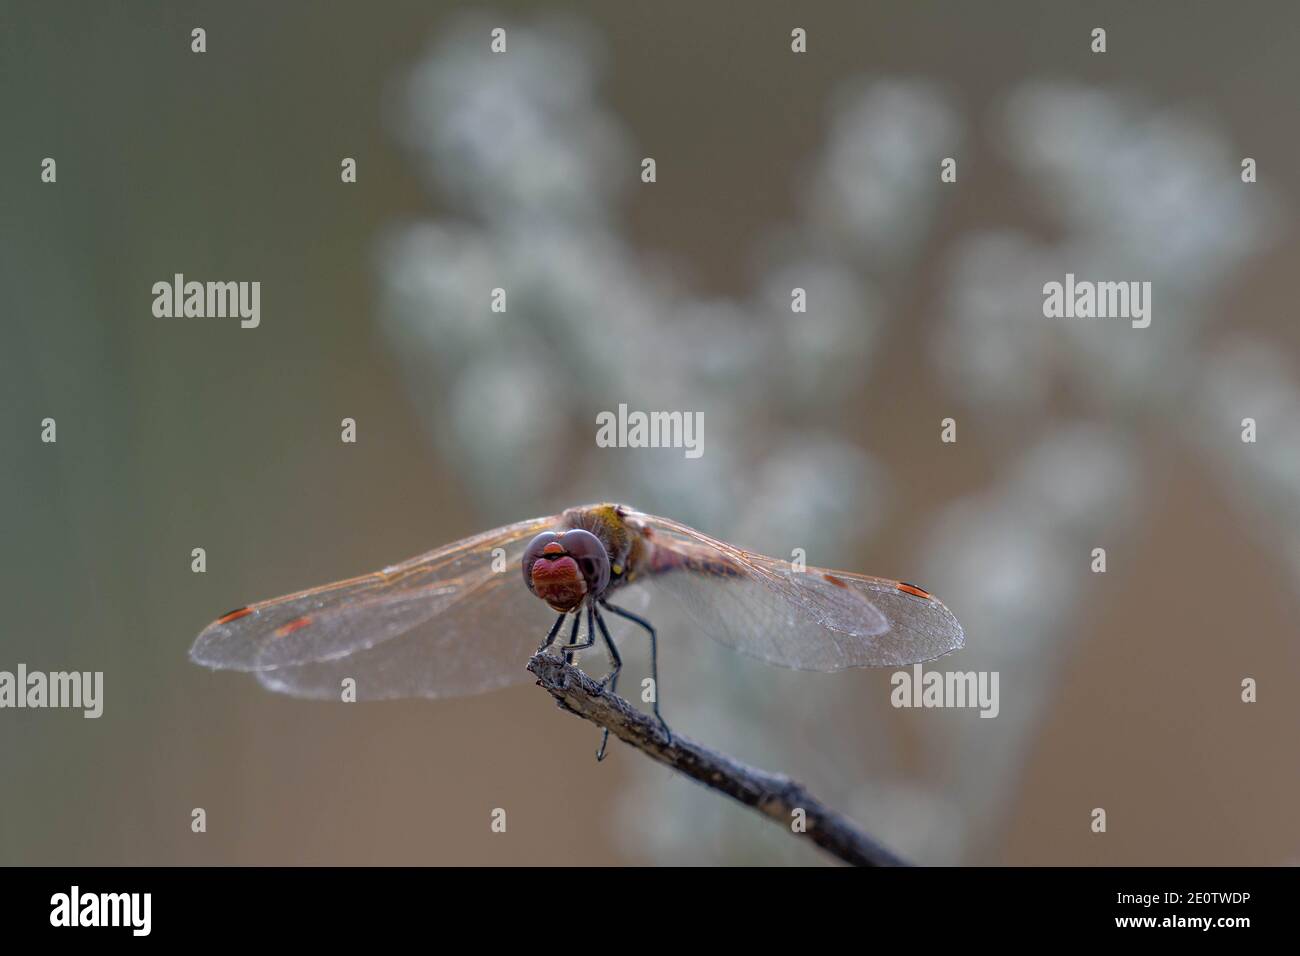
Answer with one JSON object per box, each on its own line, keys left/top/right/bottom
{"left": 2, "top": 1, "right": 1298, "bottom": 865}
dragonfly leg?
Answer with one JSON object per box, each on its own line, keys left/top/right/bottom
{"left": 600, "top": 599, "right": 672, "bottom": 744}
{"left": 561, "top": 606, "right": 595, "bottom": 662}
{"left": 595, "top": 608, "right": 624, "bottom": 691}
{"left": 592, "top": 606, "right": 623, "bottom": 691}
{"left": 591, "top": 605, "right": 622, "bottom": 761}
{"left": 535, "top": 612, "right": 567, "bottom": 655}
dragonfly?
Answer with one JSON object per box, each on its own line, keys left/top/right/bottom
{"left": 190, "top": 502, "right": 965, "bottom": 759}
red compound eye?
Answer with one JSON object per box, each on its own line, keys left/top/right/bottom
{"left": 559, "top": 529, "right": 611, "bottom": 595}
{"left": 522, "top": 532, "right": 563, "bottom": 593}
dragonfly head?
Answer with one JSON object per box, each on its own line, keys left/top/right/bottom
{"left": 523, "top": 529, "right": 611, "bottom": 612}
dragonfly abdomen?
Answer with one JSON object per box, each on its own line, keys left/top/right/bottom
{"left": 644, "top": 542, "right": 743, "bottom": 580}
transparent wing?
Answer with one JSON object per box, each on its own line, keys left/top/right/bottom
{"left": 630, "top": 511, "right": 964, "bottom": 671}
{"left": 189, "top": 514, "right": 562, "bottom": 699}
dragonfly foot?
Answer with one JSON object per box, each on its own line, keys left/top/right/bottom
{"left": 596, "top": 727, "right": 610, "bottom": 761}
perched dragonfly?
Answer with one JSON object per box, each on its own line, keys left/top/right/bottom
{"left": 191, "top": 503, "right": 964, "bottom": 759}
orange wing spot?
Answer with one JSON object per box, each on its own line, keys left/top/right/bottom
{"left": 275, "top": 616, "right": 312, "bottom": 638}
{"left": 216, "top": 606, "right": 252, "bottom": 625}
{"left": 823, "top": 573, "right": 849, "bottom": 589}
{"left": 897, "top": 582, "right": 931, "bottom": 599}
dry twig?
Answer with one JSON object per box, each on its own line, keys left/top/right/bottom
{"left": 527, "top": 652, "right": 909, "bottom": 867}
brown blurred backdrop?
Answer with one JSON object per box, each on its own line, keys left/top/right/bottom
{"left": 2, "top": 1, "right": 1298, "bottom": 865}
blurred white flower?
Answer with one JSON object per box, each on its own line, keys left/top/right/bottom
{"left": 394, "top": 14, "right": 628, "bottom": 225}
{"left": 1189, "top": 340, "right": 1300, "bottom": 583}
{"left": 807, "top": 80, "right": 963, "bottom": 266}
{"left": 918, "top": 427, "right": 1139, "bottom": 855}
{"left": 1002, "top": 84, "right": 1280, "bottom": 282}
{"left": 757, "top": 259, "right": 879, "bottom": 411}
